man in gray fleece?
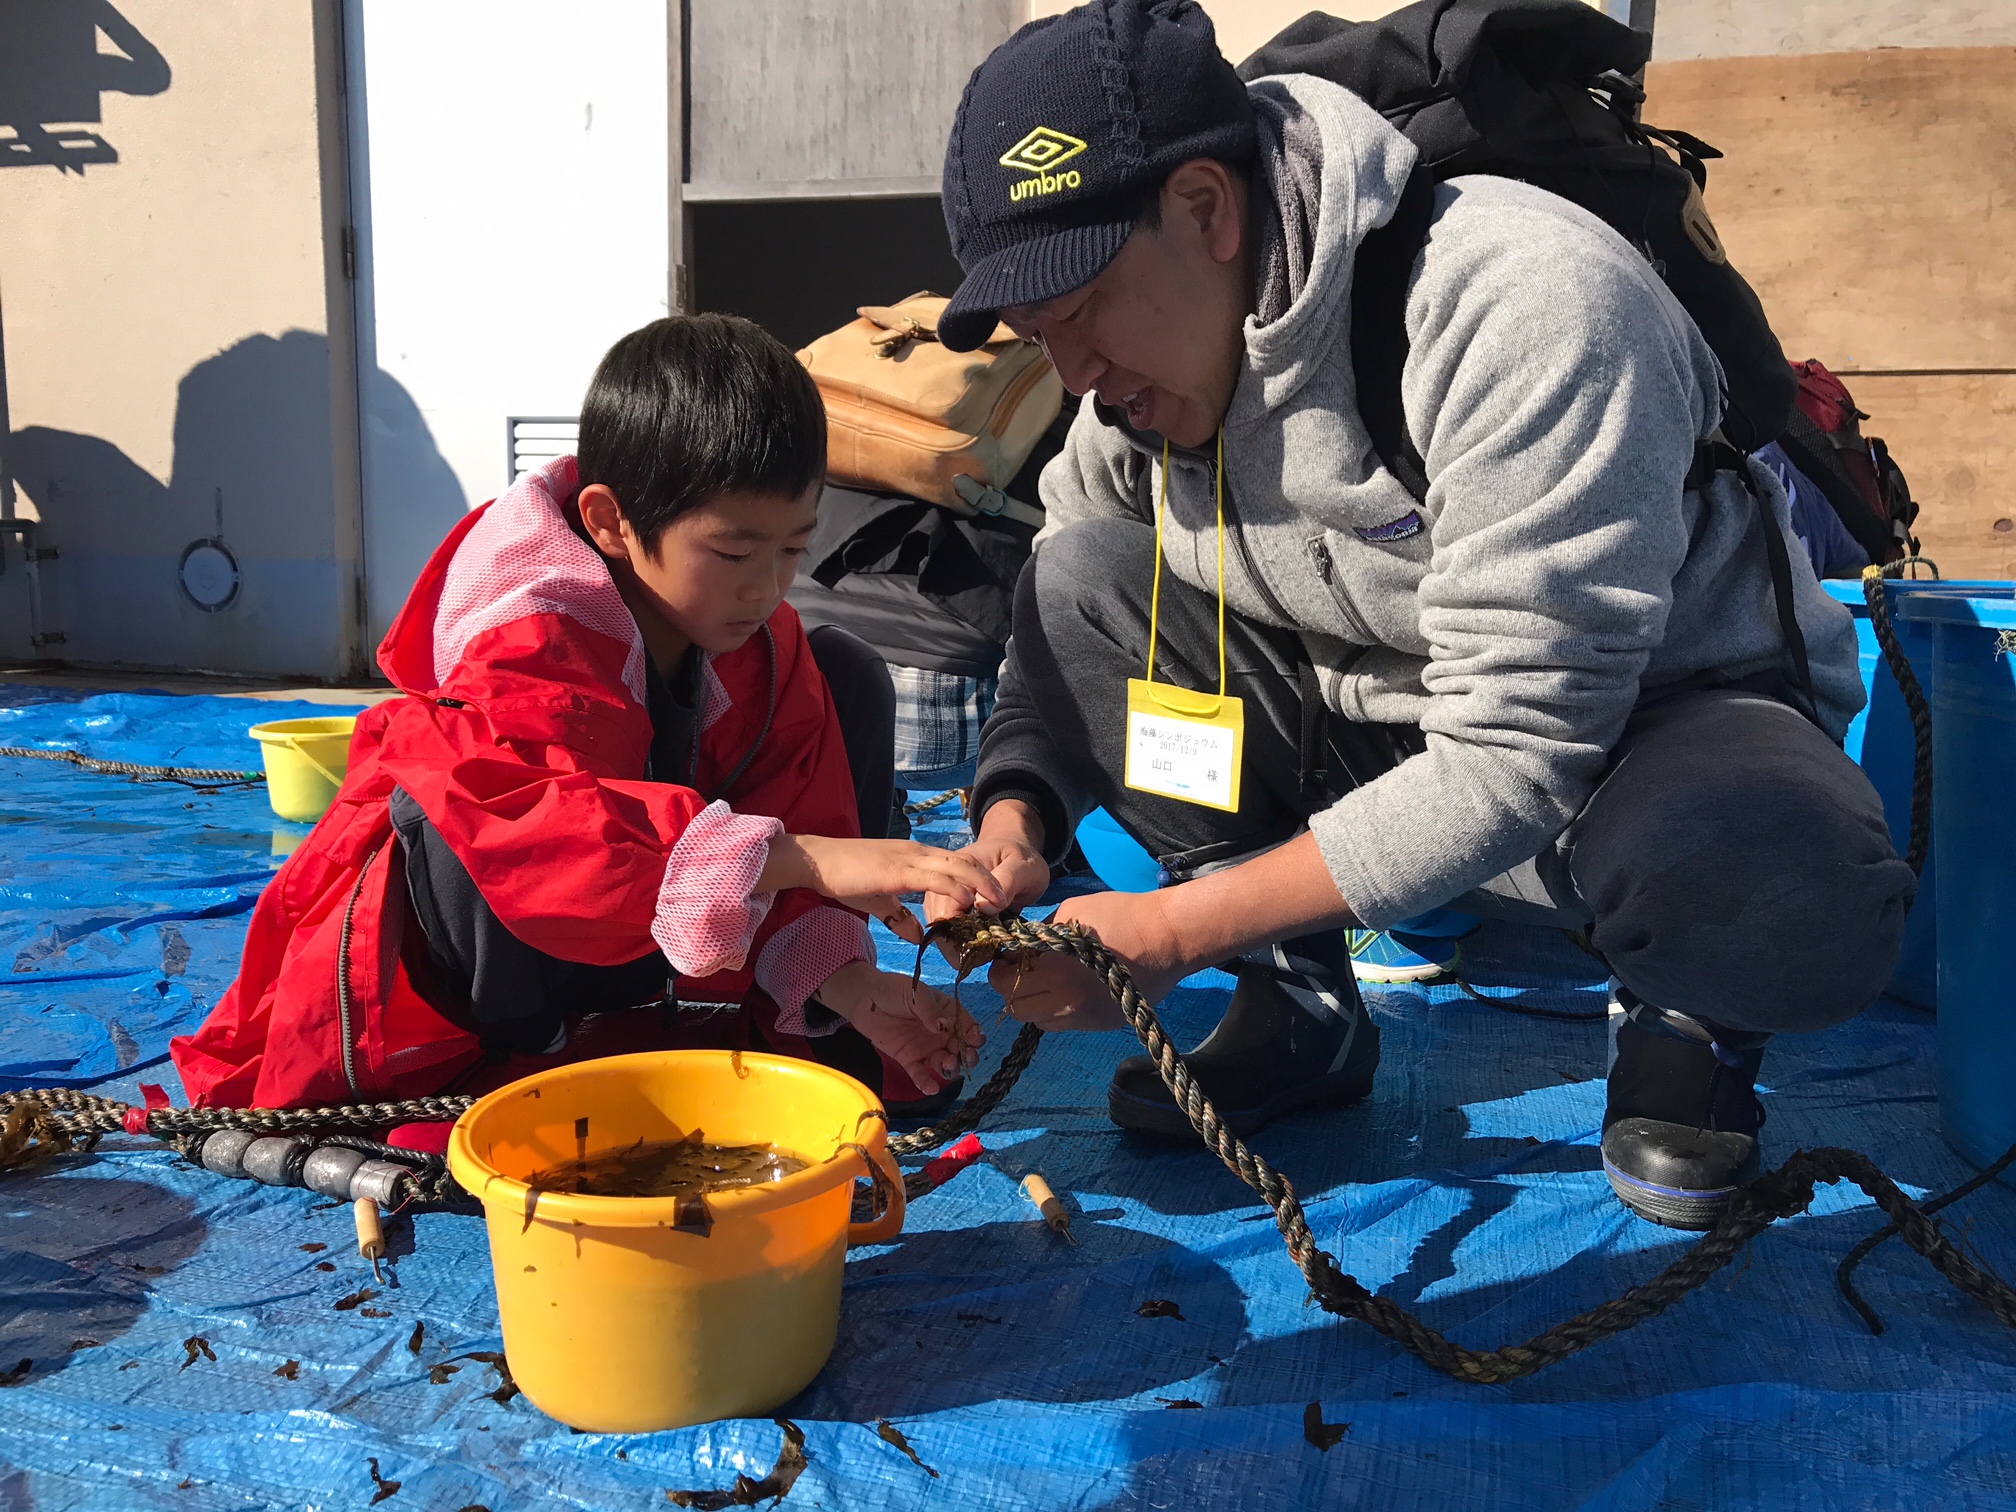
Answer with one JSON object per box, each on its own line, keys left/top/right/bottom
{"left": 923, "top": 0, "right": 1912, "bottom": 1229}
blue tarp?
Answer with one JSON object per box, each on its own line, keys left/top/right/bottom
{"left": 2, "top": 690, "right": 2013, "bottom": 1510}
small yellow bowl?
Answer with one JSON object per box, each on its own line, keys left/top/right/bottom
{"left": 247, "top": 716, "right": 357, "bottom": 822}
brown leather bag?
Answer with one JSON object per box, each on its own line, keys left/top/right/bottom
{"left": 797, "top": 292, "right": 1063, "bottom": 521}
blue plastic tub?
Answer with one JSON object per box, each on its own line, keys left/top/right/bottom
{"left": 1895, "top": 592, "right": 2016, "bottom": 1179}
{"left": 1821, "top": 578, "right": 2016, "bottom": 1007}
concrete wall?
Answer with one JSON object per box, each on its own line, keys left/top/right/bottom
{"left": 1645, "top": 5, "right": 2016, "bottom": 577}
{"left": 0, "top": 0, "right": 364, "bottom": 677}
{"left": 347, "top": 0, "right": 672, "bottom": 647}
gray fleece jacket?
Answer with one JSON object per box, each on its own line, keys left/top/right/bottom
{"left": 1007, "top": 74, "right": 1862, "bottom": 928}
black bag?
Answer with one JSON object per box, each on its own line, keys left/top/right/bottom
{"left": 787, "top": 396, "right": 1079, "bottom": 678}
{"left": 788, "top": 486, "right": 1032, "bottom": 678}
{"left": 1241, "top": 0, "right": 1796, "bottom": 455}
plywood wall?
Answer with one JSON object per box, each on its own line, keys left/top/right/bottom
{"left": 1645, "top": 46, "right": 2016, "bottom": 577}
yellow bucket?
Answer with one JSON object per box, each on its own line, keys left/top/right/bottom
{"left": 445, "top": 1050, "right": 905, "bottom": 1433}
{"left": 247, "top": 716, "right": 357, "bottom": 822}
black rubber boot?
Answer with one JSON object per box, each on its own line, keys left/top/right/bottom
{"left": 1602, "top": 991, "right": 1769, "bottom": 1230}
{"left": 1107, "top": 931, "right": 1381, "bottom": 1140}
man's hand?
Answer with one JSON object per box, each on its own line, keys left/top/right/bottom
{"left": 991, "top": 890, "right": 1193, "bottom": 1033}
{"left": 923, "top": 797, "right": 1051, "bottom": 936}
{"left": 985, "top": 832, "right": 1362, "bottom": 1033}
{"left": 813, "top": 960, "right": 985, "bottom": 1094}
{"left": 761, "top": 835, "right": 1006, "bottom": 944}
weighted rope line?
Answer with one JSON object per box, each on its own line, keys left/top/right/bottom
{"left": 0, "top": 745, "right": 263, "bottom": 787}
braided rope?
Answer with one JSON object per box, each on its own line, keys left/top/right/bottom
{"left": 887, "top": 1022, "right": 1044, "bottom": 1158}
{"left": 0, "top": 1086, "right": 476, "bottom": 1140}
{"left": 902, "top": 788, "right": 967, "bottom": 819}
{"left": 1861, "top": 562, "right": 1934, "bottom": 877}
{"left": 922, "top": 913, "right": 2016, "bottom": 1384}
{"left": 13, "top": 909, "right": 2012, "bottom": 1384}
{"left": 0, "top": 746, "right": 262, "bottom": 785}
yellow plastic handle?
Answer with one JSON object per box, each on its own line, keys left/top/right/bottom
{"left": 846, "top": 1140, "right": 907, "bottom": 1246}
{"left": 284, "top": 737, "right": 346, "bottom": 788}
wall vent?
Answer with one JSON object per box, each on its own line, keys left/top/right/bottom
{"left": 507, "top": 417, "right": 580, "bottom": 483}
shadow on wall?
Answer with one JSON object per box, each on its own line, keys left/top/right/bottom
{"left": 6, "top": 331, "right": 461, "bottom": 674}
{"left": 0, "top": 0, "right": 170, "bottom": 173}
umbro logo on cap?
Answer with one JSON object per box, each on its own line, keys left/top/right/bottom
{"left": 937, "top": 0, "right": 1257, "bottom": 352}
{"left": 1000, "top": 127, "right": 1089, "bottom": 202}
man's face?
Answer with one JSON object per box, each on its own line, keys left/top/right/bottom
{"left": 1000, "top": 160, "right": 1251, "bottom": 450}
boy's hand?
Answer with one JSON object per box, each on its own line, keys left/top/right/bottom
{"left": 923, "top": 799, "right": 1051, "bottom": 967}
{"left": 921, "top": 832, "right": 1050, "bottom": 927}
{"left": 761, "top": 835, "right": 1007, "bottom": 944}
{"left": 813, "top": 960, "right": 984, "bottom": 1095}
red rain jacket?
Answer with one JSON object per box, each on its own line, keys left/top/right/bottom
{"left": 170, "top": 459, "right": 871, "bottom": 1109}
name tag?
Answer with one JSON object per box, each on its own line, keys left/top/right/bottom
{"left": 1123, "top": 678, "right": 1244, "bottom": 813}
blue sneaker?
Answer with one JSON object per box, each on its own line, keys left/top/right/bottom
{"left": 1346, "top": 928, "right": 1460, "bottom": 983}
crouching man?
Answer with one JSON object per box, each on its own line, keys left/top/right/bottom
{"left": 921, "top": 0, "right": 1912, "bottom": 1228}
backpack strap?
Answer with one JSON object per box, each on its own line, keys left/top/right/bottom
{"left": 1349, "top": 166, "right": 1438, "bottom": 505}
{"left": 1687, "top": 439, "right": 1819, "bottom": 723}
{"left": 1351, "top": 166, "right": 1819, "bottom": 724}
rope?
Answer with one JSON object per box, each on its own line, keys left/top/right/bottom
{"left": 13, "top": 903, "right": 2013, "bottom": 1385}
{"left": 0, "top": 1086, "right": 478, "bottom": 1139}
{"left": 0, "top": 745, "right": 262, "bottom": 786}
{"left": 914, "top": 913, "right": 2016, "bottom": 1384}
{"left": 1861, "top": 561, "right": 1936, "bottom": 877}
{"left": 903, "top": 788, "right": 967, "bottom": 818}
{"left": 1449, "top": 970, "right": 1609, "bottom": 1022}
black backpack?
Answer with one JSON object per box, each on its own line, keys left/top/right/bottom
{"left": 1239, "top": 0, "right": 1796, "bottom": 464}
{"left": 1244, "top": 0, "right": 1822, "bottom": 712}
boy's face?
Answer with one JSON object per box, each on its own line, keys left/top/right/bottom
{"left": 579, "top": 482, "right": 819, "bottom": 656}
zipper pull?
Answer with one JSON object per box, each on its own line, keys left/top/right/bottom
{"left": 1306, "top": 537, "right": 1334, "bottom": 582}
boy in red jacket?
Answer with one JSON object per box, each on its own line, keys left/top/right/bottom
{"left": 172, "top": 315, "right": 998, "bottom": 1114}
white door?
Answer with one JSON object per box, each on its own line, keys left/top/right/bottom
{"left": 344, "top": 0, "right": 671, "bottom": 651}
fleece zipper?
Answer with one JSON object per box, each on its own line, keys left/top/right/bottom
{"left": 1305, "top": 536, "right": 1376, "bottom": 643}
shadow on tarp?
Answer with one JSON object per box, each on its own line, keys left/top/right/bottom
{"left": 0, "top": 1173, "right": 207, "bottom": 1382}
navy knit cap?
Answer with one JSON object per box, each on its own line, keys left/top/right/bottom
{"left": 937, "top": 0, "right": 1257, "bottom": 353}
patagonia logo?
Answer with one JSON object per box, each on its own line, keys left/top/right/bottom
{"left": 1353, "top": 511, "right": 1424, "bottom": 544}
{"left": 1000, "top": 126, "right": 1087, "bottom": 202}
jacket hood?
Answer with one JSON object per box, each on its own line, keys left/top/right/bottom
{"left": 377, "top": 456, "right": 649, "bottom": 703}
{"left": 1231, "top": 73, "right": 1418, "bottom": 426}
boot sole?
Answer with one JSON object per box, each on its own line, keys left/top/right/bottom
{"left": 1108, "top": 1065, "right": 1376, "bottom": 1142}
{"left": 1350, "top": 960, "right": 1452, "bottom": 984}
{"left": 1602, "top": 1155, "right": 1738, "bottom": 1231}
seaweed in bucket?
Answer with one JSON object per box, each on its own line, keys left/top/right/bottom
{"left": 525, "top": 1128, "right": 807, "bottom": 1200}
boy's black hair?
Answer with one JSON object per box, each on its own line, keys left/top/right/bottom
{"left": 576, "top": 313, "right": 826, "bottom": 552}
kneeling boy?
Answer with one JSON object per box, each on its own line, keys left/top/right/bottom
{"left": 173, "top": 315, "right": 996, "bottom": 1113}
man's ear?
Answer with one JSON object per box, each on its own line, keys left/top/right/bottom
{"left": 1164, "top": 158, "right": 1245, "bottom": 266}
{"left": 576, "top": 483, "right": 631, "bottom": 560}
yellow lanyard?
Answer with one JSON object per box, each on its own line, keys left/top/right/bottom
{"left": 1144, "top": 429, "right": 1228, "bottom": 711}
{"left": 1125, "top": 429, "right": 1245, "bottom": 814}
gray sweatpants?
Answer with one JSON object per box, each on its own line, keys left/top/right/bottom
{"left": 973, "top": 518, "right": 1915, "bottom": 1035}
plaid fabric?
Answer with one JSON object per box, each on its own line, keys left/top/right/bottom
{"left": 889, "top": 663, "right": 997, "bottom": 779}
